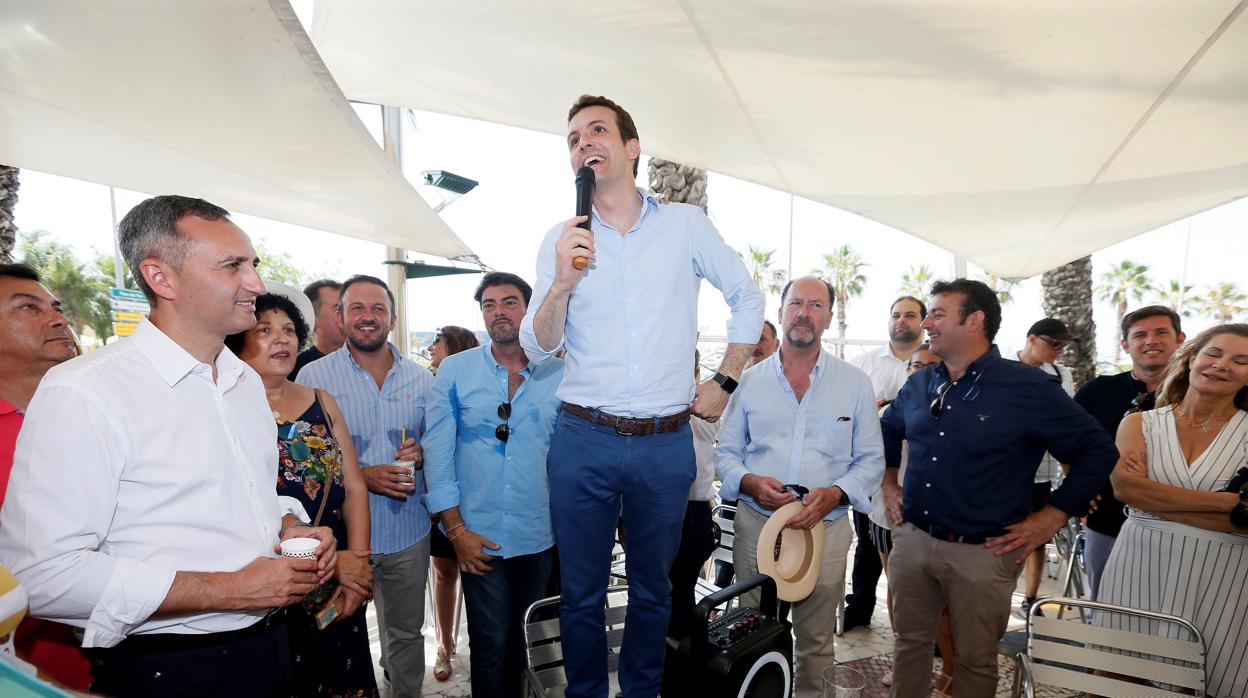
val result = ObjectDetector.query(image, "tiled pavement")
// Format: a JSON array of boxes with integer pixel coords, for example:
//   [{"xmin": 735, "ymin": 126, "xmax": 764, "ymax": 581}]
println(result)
[{"xmin": 367, "ymin": 543, "xmax": 1077, "ymax": 697}]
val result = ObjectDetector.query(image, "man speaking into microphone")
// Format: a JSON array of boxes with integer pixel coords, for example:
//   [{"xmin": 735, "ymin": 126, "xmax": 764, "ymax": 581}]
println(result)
[{"xmin": 521, "ymin": 95, "xmax": 763, "ymax": 698}]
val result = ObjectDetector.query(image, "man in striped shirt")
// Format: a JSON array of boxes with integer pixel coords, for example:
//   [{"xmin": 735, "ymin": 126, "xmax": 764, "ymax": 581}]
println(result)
[{"xmin": 299, "ymin": 274, "xmax": 434, "ymax": 698}]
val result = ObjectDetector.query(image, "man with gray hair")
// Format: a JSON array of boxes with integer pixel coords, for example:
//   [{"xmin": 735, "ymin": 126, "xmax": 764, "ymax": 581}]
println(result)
[{"xmin": 0, "ymin": 195, "xmax": 336, "ymax": 697}]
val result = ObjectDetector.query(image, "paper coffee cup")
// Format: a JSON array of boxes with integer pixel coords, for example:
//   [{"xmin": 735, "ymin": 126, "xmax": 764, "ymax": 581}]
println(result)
[
  {"xmin": 394, "ymin": 459, "xmax": 416, "ymax": 478},
  {"xmin": 280, "ymin": 537, "xmax": 318, "ymax": 559}
]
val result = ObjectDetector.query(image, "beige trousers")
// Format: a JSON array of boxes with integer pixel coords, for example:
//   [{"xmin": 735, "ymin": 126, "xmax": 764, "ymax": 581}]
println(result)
[
  {"xmin": 734, "ymin": 504, "xmax": 853, "ymax": 698},
  {"xmin": 887, "ymin": 522, "xmax": 1021, "ymax": 698}
]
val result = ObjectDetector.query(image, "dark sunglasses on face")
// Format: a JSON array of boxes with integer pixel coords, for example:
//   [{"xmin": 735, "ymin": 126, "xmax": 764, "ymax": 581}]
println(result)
[
  {"xmin": 495, "ymin": 402, "xmax": 512, "ymax": 443},
  {"xmin": 1038, "ymin": 335, "xmax": 1072, "ymax": 351}
]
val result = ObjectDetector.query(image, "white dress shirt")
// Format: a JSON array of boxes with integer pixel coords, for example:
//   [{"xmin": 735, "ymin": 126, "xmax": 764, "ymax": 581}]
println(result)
[
  {"xmin": 520, "ymin": 189, "xmax": 764, "ymax": 416},
  {"xmin": 849, "ymin": 343, "xmax": 910, "ymax": 403},
  {"xmin": 715, "ymin": 350, "xmax": 885, "ymax": 521},
  {"xmin": 0, "ymin": 319, "xmax": 305, "ymax": 647},
  {"xmin": 1011, "ymin": 352, "xmax": 1076, "ymax": 483}
]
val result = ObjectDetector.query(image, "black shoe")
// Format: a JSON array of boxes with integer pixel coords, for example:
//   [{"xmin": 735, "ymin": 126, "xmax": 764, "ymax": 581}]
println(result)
[{"xmin": 841, "ymin": 610, "xmax": 873, "ymax": 631}]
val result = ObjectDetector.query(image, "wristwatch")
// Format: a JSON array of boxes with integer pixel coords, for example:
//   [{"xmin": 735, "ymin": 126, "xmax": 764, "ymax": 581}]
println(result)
[
  {"xmin": 711, "ymin": 372, "xmax": 739, "ymax": 395},
  {"xmin": 1231, "ymin": 486, "xmax": 1248, "ymax": 529}
]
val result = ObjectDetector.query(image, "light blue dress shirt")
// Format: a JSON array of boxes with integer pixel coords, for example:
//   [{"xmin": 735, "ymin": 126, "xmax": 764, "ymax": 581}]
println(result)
[
  {"xmin": 519, "ymin": 188, "xmax": 764, "ymax": 417},
  {"xmin": 297, "ymin": 343, "xmax": 434, "ymax": 555},
  {"xmin": 424, "ymin": 347, "xmax": 564, "ymax": 558},
  {"xmin": 715, "ymin": 349, "xmax": 885, "ymax": 521}
]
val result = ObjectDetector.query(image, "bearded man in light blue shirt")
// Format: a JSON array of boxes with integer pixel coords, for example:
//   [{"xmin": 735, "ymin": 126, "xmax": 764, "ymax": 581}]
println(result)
[
  {"xmin": 519, "ymin": 95, "xmax": 764, "ymax": 698},
  {"xmin": 715, "ymin": 276, "xmax": 885, "ymax": 698}
]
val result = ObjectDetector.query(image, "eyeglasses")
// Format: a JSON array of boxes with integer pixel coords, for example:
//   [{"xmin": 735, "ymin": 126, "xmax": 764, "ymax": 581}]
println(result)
[
  {"xmin": 929, "ymin": 381, "xmax": 953, "ymax": 419},
  {"xmin": 495, "ymin": 402, "xmax": 512, "ymax": 443},
  {"xmin": 1123, "ymin": 391, "xmax": 1155, "ymax": 418},
  {"xmin": 1038, "ymin": 335, "xmax": 1072, "ymax": 352},
  {"xmin": 908, "ymin": 360, "xmax": 938, "ymax": 374},
  {"xmin": 929, "ymin": 369, "xmax": 985, "ymax": 420}
]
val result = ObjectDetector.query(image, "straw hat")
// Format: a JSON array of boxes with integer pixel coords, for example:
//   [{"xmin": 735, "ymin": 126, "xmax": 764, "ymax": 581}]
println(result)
[{"xmin": 756, "ymin": 501, "xmax": 824, "ymax": 602}]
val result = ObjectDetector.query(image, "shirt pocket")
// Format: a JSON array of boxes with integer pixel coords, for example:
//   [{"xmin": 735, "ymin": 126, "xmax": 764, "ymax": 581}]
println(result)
[{"xmin": 816, "ymin": 418, "xmax": 853, "ymax": 460}]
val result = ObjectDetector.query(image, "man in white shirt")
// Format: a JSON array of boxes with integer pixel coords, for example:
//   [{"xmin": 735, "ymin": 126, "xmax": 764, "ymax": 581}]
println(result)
[
  {"xmin": 0, "ymin": 195, "xmax": 335, "ymax": 697},
  {"xmin": 1013, "ymin": 317, "xmax": 1078, "ymax": 617},
  {"xmin": 843, "ymin": 295, "xmax": 926, "ymax": 630},
  {"xmin": 716, "ymin": 277, "xmax": 884, "ymax": 698}
]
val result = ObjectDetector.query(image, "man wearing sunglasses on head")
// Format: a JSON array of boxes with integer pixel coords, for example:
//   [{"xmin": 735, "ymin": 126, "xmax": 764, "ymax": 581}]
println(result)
[
  {"xmin": 424, "ymin": 272, "xmax": 564, "ymax": 698},
  {"xmin": 1073, "ymin": 305, "xmax": 1184, "ymax": 600},
  {"xmin": 880, "ymin": 279, "xmax": 1117, "ymax": 698},
  {"xmin": 1011, "ymin": 318, "xmax": 1079, "ymax": 618}
]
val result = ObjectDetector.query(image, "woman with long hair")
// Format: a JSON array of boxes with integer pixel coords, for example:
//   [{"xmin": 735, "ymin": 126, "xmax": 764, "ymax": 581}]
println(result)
[
  {"xmin": 1100, "ymin": 324, "xmax": 1248, "ymax": 697},
  {"xmin": 226, "ymin": 293, "xmax": 376, "ymax": 697},
  {"xmin": 426, "ymin": 325, "xmax": 479, "ymax": 682}
]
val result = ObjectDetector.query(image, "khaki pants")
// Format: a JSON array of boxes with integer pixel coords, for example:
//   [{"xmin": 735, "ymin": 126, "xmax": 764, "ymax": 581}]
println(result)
[
  {"xmin": 888, "ymin": 523, "xmax": 1021, "ymax": 698},
  {"xmin": 734, "ymin": 504, "xmax": 852, "ymax": 698}
]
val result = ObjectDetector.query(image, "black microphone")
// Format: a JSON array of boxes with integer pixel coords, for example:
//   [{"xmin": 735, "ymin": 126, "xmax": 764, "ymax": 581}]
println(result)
[{"xmin": 573, "ymin": 165, "xmax": 595, "ymax": 270}]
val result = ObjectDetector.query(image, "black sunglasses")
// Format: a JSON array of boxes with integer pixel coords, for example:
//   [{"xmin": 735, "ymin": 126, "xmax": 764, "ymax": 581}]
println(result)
[
  {"xmin": 495, "ymin": 402, "xmax": 512, "ymax": 443},
  {"xmin": 1123, "ymin": 391, "xmax": 1156, "ymax": 418},
  {"xmin": 929, "ymin": 369, "xmax": 986, "ymax": 420},
  {"xmin": 929, "ymin": 381, "xmax": 953, "ymax": 419}
]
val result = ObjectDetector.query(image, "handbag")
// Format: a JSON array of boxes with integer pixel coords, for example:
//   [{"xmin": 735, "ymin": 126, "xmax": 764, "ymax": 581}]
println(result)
[{"xmin": 294, "ymin": 389, "xmax": 343, "ymax": 628}]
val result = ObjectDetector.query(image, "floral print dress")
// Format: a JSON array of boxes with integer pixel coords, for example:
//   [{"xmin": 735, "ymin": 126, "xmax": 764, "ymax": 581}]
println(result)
[{"xmin": 277, "ymin": 394, "xmax": 377, "ymax": 698}]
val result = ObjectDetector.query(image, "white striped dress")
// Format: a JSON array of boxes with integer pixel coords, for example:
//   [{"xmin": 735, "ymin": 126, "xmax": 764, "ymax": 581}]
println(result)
[{"xmin": 1097, "ymin": 406, "xmax": 1248, "ymax": 697}]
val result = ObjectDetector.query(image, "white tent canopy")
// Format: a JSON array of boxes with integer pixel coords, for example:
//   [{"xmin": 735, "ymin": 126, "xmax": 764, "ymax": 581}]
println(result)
[
  {"xmin": 0, "ymin": 0, "xmax": 474, "ymax": 260},
  {"xmin": 309, "ymin": 0, "xmax": 1248, "ymax": 279}
]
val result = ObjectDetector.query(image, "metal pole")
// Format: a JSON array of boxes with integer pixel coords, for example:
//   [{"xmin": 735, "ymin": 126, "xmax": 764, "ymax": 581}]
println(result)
[
  {"xmin": 787, "ymin": 193, "xmax": 795, "ymax": 280},
  {"xmin": 1178, "ymin": 218, "xmax": 1193, "ymax": 315},
  {"xmin": 953, "ymin": 254, "xmax": 967, "ymax": 279},
  {"xmin": 381, "ymin": 106, "xmax": 409, "ymax": 356},
  {"xmin": 109, "ymin": 186, "xmax": 124, "ymax": 288}
]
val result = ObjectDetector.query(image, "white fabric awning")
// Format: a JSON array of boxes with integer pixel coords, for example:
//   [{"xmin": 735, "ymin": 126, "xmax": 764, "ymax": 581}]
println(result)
[
  {"xmin": 309, "ymin": 0, "xmax": 1248, "ymax": 278},
  {"xmin": 0, "ymin": 0, "xmax": 474, "ymax": 260}
]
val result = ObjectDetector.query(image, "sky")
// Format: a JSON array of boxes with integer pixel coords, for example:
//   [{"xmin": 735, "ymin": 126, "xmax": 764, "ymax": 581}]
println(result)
[{"xmin": 11, "ymin": 105, "xmax": 1246, "ymax": 367}]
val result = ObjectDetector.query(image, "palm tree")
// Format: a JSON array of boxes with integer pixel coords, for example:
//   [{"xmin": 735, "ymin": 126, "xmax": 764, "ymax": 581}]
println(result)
[
  {"xmin": 1041, "ymin": 256, "xmax": 1097, "ymax": 386},
  {"xmin": 742, "ymin": 244, "xmax": 787, "ymax": 296},
  {"xmin": 1157, "ymin": 279, "xmax": 1197, "ymax": 317},
  {"xmin": 1198, "ymin": 282, "xmax": 1248, "ymax": 323},
  {"xmin": 984, "ymin": 273, "xmax": 1021, "ymax": 306},
  {"xmin": 813, "ymin": 244, "xmax": 867, "ymax": 358},
  {"xmin": 1, "ymin": 165, "xmax": 20, "ymax": 262},
  {"xmin": 18, "ymin": 230, "xmax": 110, "ymax": 336},
  {"xmin": 898, "ymin": 264, "xmax": 933, "ymax": 297},
  {"xmin": 1097, "ymin": 260, "xmax": 1155, "ymax": 365},
  {"xmin": 648, "ymin": 158, "xmax": 707, "ymax": 212}
]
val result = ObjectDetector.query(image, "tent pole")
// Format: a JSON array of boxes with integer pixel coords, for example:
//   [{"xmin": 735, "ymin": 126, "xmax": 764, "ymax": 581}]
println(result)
[
  {"xmin": 109, "ymin": 186, "xmax": 124, "ymax": 288},
  {"xmin": 381, "ymin": 105, "xmax": 409, "ymax": 356}
]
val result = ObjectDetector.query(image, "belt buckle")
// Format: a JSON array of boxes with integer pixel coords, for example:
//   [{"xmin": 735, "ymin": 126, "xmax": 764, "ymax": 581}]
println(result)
[{"xmin": 614, "ymin": 416, "xmax": 633, "ymax": 436}]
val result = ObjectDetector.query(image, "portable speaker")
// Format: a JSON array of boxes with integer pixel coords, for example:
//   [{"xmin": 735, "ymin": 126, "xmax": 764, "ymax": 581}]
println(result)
[{"xmin": 663, "ymin": 574, "xmax": 793, "ymax": 697}]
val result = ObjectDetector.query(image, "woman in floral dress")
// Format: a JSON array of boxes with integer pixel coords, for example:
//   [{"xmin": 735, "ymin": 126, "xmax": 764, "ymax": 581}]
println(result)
[{"xmin": 227, "ymin": 293, "xmax": 376, "ymax": 697}]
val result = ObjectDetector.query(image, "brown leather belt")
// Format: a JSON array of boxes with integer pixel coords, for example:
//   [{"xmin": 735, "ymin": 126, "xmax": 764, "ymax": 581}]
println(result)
[{"xmin": 561, "ymin": 402, "xmax": 690, "ymax": 436}]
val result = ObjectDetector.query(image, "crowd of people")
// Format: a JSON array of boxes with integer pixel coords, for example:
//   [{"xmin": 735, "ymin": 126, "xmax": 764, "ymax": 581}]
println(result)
[{"xmin": 0, "ymin": 94, "xmax": 1245, "ymax": 698}]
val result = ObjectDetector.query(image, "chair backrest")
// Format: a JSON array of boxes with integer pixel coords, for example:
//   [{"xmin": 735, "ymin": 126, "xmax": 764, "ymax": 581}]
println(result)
[
  {"xmin": 523, "ymin": 586, "xmax": 629, "ymax": 695},
  {"xmin": 1019, "ymin": 596, "xmax": 1206, "ymax": 698},
  {"xmin": 707, "ymin": 504, "xmax": 736, "ymax": 574}
]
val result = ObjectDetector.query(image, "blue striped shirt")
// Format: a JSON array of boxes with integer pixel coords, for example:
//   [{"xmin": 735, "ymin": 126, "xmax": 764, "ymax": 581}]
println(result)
[
  {"xmin": 424, "ymin": 347, "xmax": 564, "ymax": 558},
  {"xmin": 297, "ymin": 343, "xmax": 434, "ymax": 554}
]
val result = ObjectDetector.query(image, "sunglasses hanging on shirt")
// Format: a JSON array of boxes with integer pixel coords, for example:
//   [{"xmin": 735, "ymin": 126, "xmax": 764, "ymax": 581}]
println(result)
[{"xmin": 495, "ymin": 402, "xmax": 512, "ymax": 443}]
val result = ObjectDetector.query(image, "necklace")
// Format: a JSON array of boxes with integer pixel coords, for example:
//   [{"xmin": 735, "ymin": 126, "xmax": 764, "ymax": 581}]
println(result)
[{"xmin": 1175, "ymin": 405, "xmax": 1221, "ymax": 433}]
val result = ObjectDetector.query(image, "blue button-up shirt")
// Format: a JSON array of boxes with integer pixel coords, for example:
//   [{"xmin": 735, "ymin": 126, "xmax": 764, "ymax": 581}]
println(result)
[
  {"xmin": 424, "ymin": 347, "xmax": 564, "ymax": 558},
  {"xmin": 297, "ymin": 344, "xmax": 434, "ymax": 555},
  {"xmin": 520, "ymin": 188, "xmax": 764, "ymax": 417},
  {"xmin": 880, "ymin": 346, "xmax": 1118, "ymax": 536},
  {"xmin": 716, "ymin": 349, "xmax": 885, "ymax": 521}
]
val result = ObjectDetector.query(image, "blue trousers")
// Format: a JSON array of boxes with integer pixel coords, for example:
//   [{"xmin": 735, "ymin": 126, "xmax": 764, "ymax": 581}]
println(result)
[
  {"xmin": 460, "ymin": 547, "xmax": 555, "ymax": 698},
  {"xmin": 547, "ymin": 411, "xmax": 695, "ymax": 698}
]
